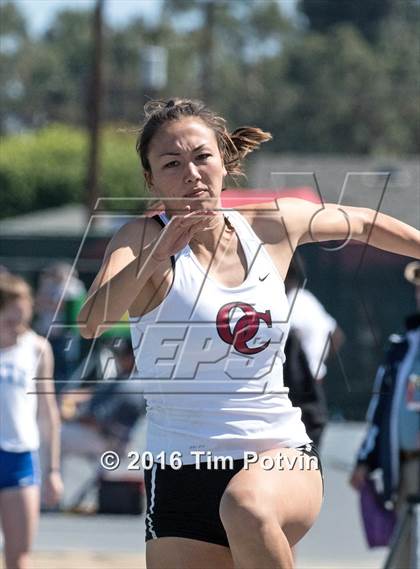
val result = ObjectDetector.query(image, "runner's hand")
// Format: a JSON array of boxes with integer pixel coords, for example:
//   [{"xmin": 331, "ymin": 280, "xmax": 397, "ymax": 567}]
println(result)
[
  {"xmin": 349, "ymin": 464, "xmax": 369, "ymax": 491},
  {"xmin": 150, "ymin": 206, "xmax": 217, "ymax": 262},
  {"xmin": 43, "ymin": 471, "xmax": 64, "ymax": 507}
]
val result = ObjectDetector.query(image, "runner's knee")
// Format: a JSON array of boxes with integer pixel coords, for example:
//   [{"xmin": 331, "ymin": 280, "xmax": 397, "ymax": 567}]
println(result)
[{"xmin": 219, "ymin": 486, "xmax": 277, "ymax": 536}]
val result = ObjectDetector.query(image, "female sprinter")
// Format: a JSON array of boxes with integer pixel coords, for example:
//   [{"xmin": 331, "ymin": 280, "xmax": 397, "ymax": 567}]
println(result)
[
  {"xmin": 0, "ymin": 273, "xmax": 63, "ymax": 569},
  {"xmin": 78, "ymin": 98, "xmax": 420, "ymax": 569}
]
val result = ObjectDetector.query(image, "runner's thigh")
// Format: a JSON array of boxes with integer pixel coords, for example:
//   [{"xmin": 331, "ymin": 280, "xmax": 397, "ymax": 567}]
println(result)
[
  {"xmin": 221, "ymin": 447, "xmax": 323, "ymax": 546},
  {"xmin": 146, "ymin": 537, "xmax": 234, "ymax": 569}
]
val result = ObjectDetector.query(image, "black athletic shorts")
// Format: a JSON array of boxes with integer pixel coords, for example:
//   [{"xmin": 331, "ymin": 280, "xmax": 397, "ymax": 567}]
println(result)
[{"xmin": 144, "ymin": 444, "xmax": 324, "ymax": 547}]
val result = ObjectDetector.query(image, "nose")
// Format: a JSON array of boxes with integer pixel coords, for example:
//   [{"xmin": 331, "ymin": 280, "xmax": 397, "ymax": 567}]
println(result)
[{"xmin": 184, "ymin": 161, "xmax": 201, "ymax": 183}]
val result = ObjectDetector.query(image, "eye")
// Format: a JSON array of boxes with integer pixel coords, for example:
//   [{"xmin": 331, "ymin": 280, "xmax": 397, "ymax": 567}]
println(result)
[
  {"xmin": 197, "ymin": 153, "xmax": 212, "ymax": 161},
  {"xmin": 163, "ymin": 160, "xmax": 180, "ymax": 169}
]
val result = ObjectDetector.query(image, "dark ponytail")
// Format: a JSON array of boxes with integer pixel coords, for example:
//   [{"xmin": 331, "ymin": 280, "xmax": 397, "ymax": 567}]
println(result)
[{"xmin": 225, "ymin": 127, "xmax": 272, "ymax": 177}]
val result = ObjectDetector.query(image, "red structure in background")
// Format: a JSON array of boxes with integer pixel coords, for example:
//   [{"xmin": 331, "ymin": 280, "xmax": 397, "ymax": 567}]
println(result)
[
  {"xmin": 145, "ymin": 187, "xmax": 321, "ymax": 217},
  {"xmin": 220, "ymin": 186, "xmax": 320, "ymax": 207}
]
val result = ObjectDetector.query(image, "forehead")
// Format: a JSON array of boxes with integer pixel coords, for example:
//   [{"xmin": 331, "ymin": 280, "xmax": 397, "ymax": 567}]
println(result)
[{"xmin": 149, "ymin": 117, "xmax": 219, "ymax": 155}]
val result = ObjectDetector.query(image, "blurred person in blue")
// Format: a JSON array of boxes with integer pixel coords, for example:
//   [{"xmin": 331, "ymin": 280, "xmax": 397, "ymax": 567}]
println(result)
[
  {"xmin": 77, "ymin": 98, "xmax": 419, "ymax": 569},
  {"xmin": 34, "ymin": 262, "xmax": 86, "ymax": 393},
  {"xmin": 0, "ymin": 272, "xmax": 63, "ymax": 569},
  {"xmin": 284, "ymin": 259, "xmax": 344, "ymax": 448},
  {"xmin": 350, "ymin": 261, "xmax": 420, "ymax": 567}
]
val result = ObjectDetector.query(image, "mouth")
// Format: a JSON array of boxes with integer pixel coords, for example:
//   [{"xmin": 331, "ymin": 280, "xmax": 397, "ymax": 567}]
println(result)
[{"xmin": 185, "ymin": 188, "xmax": 208, "ymax": 198}]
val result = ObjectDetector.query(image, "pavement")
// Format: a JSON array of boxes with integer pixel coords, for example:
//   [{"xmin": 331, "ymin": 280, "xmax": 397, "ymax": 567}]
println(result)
[{"xmin": 1, "ymin": 422, "xmax": 389, "ymax": 569}]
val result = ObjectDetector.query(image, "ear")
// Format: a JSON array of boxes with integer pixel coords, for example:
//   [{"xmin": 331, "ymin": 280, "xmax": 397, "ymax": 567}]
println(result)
[{"xmin": 222, "ymin": 164, "xmax": 227, "ymax": 177}]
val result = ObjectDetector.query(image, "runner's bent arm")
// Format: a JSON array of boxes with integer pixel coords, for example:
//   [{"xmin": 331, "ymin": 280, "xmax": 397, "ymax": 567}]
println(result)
[
  {"xmin": 77, "ymin": 209, "xmax": 216, "ymax": 339},
  {"xmin": 77, "ymin": 219, "xmax": 166, "ymax": 339},
  {"xmin": 276, "ymin": 198, "xmax": 420, "ymax": 258}
]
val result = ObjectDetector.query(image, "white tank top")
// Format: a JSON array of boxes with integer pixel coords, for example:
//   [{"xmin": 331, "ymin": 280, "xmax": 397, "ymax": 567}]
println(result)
[
  {"xmin": 0, "ymin": 330, "xmax": 40, "ymax": 452},
  {"xmin": 130, "ymin": 210, "xmax": 310, "ymax": 463}
]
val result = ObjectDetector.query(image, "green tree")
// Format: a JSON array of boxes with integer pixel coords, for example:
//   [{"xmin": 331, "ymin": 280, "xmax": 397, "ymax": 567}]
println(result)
[
  {"xmin": 0, "ymin": 1, "xmax": 30, "ymax": 132},
  {"xmin": 34, "ymin": 10, "xmax": 94, "ymax": 125},
  {"xmin": 299, "ymin": 0, "xmax": 393, "ymax": 42},
  {"xmin": 271, "ymin": 25, "xmax": 415, "ymax": 154},
  {"xmin": 373, "ymin": 2, "xmax": 420, "ymax": 153},
  {"xmin": 0, "ymin": 124, "xmax": 147, "ymax": 219},
  {"xmin": 161, "ymin": 0, "xmax": 289, "ymax": 106},
  {"xmin": 1, "ymin": 0, "xmax": 418, "ymax": 157},
  {"xmin": 105, "ymin": 17, "xmax": 178, "ymax": 123}
]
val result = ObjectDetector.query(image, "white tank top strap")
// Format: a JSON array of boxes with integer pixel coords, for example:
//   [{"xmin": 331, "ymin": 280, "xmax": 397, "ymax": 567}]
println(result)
[
  {"xmin": 224, "ymin": 209, "xmax": 285, "ymax": 287},
  {"xmin": 159, "ymin": 209, "xmax": 283, "ymax": 284}
]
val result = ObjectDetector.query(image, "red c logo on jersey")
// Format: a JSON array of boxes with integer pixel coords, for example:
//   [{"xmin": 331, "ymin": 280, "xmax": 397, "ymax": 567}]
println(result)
[{"xmin": 216, "ymin": 302, "xmax": 272, "ymax": 355}]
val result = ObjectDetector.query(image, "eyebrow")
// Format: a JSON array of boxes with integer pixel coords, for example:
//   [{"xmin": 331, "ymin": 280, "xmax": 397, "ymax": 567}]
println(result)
[{"xmin": 159, "ymin": 144, "xmax": 208, "ymax": 158}]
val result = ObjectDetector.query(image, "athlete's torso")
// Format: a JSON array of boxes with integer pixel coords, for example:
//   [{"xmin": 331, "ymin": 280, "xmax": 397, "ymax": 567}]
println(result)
[
  {"xmin": 129, "ymin": 206, "xmax": 293, "ymax": 318},
  {"xmin": 129, "ymin": 210, "xmax": 310, "ymax": 462},
  {"xmin": 0, "ymin": 330, "xmax": 40, "ymax": 452}
]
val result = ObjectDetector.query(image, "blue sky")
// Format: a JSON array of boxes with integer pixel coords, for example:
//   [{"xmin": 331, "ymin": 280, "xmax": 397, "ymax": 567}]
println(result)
[
  {"xmin": 13, "ymin": 0, "xmax": 298, "ymax": 36},
  {"xmin": 14, "ymin": 0, "xmax": 163, "ymax": 35}
]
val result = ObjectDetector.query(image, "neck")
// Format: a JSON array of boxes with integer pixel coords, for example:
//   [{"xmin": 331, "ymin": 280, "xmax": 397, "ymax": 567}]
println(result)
[
  {"xmin": 190, "ymin": 213, "xmax": 236, "ymax": 253},
  {"xmin": 0, "ymin": 329, "xmax": 20, "ymax": 349}
]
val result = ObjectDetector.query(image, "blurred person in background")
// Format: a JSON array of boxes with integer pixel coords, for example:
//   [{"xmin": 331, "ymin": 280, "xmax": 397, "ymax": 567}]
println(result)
[
  {"xmin": 349, "ymin": 261, "xmax": 420, "ymax": 567},
  {"xmin": 0, "ymin": 273, "xmax": 62, "ymax": 569},
  {"xmin": 284, "ymin": 258, "xmax": 344, "ymax": 448},
  {"xmin": 34, "ymin": 262, "xmax": 86, "ymax": 393},
  {"xmin": 60, "ymin": 339, "xmax": 146, "ymax": 469}
]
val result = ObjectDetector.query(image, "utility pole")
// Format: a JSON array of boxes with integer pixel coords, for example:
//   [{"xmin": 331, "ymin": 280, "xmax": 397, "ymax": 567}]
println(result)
[
  {"xmin": 201, "ymin": 0, "xmax": 215, "ymax": 104},
  {"xmin": 86, "ymin": 0, "xmax": 104, "ymax": 226}
]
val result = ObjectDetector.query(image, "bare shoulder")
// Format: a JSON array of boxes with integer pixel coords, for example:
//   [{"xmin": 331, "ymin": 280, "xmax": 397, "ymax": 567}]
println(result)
[
  {"xmin": 236, "ymin": 198, "xmax": 311, "ymax": 242},
  {"xmin": 31, "ymin": 332, "xmax": 54, "ymax": 370},
  {"xmin": 274, "ymin": 197, "xmax": 321, "ymax": 216},
  {"xmin": 236, "ymin": 197, "xmax": 315, "ymax": 218},
  {"xmin": 239, "ymin": 197, "xmax": 324, "ymax": 238},
  {"xmin": 104, "ymin": 215, "xmax": 163, "ymax": 259},
  {"xmin": 29, "ymin": 333, "xmax": 55, "ymax": 391},
  {"xmin": 32, "ymin": 332, "xmax": 52, "ymax": 354}
]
